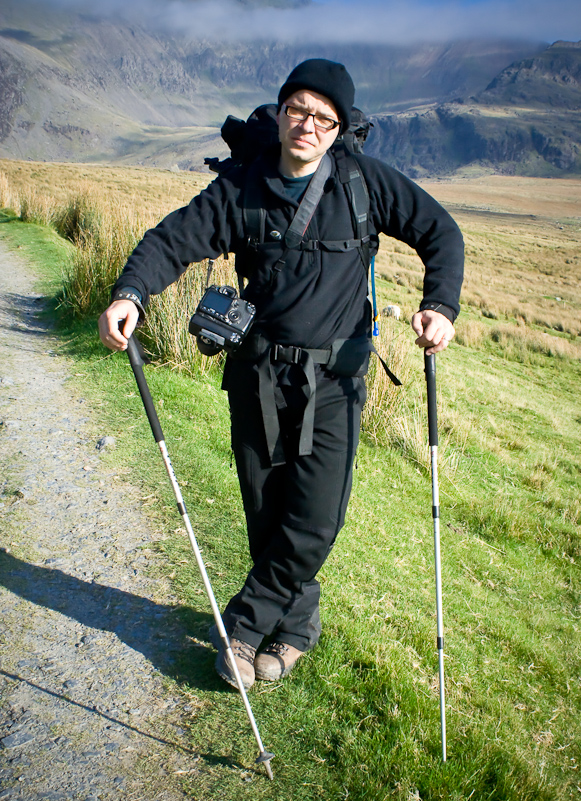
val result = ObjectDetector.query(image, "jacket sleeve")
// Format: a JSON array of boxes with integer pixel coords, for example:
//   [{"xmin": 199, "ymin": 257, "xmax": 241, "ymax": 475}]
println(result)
[
  {"xmin": 357, "ymin": 155, "xmax": 464, "ymax": 321},
  {"xmin": 111, "ymin": 171, "xmax": 245, "ymax": 307}
]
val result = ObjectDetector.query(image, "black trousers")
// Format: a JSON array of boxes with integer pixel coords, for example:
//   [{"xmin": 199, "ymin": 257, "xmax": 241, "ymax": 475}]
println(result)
[{"xmin": 222, "ymin": 358, "xmax": 366, "ymax": 652}]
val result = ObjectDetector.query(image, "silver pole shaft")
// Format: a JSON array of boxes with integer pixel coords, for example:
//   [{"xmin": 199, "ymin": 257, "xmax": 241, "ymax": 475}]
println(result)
[
  {"xmin": 125, "ymin": 338, "xmax": 274, "ymax": 778},
  {"xmin": 158, "ymin": 440, "xmax": 274, "ymax": 780},
  {"xmin": 430, "ymin": 444, "xmax": 447, "ymax": 762}
]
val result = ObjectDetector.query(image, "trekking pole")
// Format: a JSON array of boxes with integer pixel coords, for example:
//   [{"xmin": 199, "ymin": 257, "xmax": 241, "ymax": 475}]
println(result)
[
  {"xmin": 125, "ymin": 335, "xmax": 274, "ymax": 780},
  {"xmin": 424, "ymin": 351, "xmax": 447, "ymax": 762}
]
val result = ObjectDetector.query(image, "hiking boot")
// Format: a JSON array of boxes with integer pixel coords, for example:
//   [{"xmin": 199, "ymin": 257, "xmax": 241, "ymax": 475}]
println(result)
[
  {"xmin": 208, "ymin": 625, "xmax": 256, "ymax": 690},
  {"xmin": 254, "ymin": 642, "xmax": 305, "ymax": 681}
]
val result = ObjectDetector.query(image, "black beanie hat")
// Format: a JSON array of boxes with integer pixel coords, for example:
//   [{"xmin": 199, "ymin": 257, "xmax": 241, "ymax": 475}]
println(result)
[{"xmin": 277, "ymin": 58, "xmax": 355, "ymax": 131}]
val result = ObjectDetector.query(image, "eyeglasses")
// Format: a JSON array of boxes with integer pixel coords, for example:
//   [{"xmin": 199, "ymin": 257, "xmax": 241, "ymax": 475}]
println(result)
[{"xmin": 284, "ymin": 105, "xmax": 340, "ymax": 132}]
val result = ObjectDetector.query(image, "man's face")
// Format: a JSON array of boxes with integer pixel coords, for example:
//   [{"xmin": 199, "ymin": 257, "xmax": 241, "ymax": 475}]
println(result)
[{"xmin": 277, "ymin": 90, "xmax": 341, "ymax": 176}]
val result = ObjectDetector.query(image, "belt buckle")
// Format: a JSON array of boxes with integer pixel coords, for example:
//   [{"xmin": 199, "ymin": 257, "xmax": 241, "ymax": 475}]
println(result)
[
  {"xmin": 272, "ymin": 344, "xmax": 301, "ymax": 364},
  {"xmin": 289, "ymin": 346, "xmax": 301, "ymax": 364}
]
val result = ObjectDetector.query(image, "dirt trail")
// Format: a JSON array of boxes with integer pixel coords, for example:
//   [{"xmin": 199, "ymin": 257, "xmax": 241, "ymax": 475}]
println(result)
[{"xmin": 0, "ymin": 242, "xmax": 197, "ymax": 800}]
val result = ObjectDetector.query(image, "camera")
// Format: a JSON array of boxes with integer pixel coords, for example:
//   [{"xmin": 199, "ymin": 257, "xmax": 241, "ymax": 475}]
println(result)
[{"xmin": 189, "ymin": 285, "xmax": 256, "ymax": 356}]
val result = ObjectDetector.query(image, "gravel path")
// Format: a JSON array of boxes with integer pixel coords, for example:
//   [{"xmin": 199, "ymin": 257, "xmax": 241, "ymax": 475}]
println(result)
[{"xmin": 0, "ymin": 243, "xmax": 199, "ymax": 800}]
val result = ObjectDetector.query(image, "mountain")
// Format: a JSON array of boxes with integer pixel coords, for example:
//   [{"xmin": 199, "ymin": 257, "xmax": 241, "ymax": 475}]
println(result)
[
  {"xmin": 0, "ymin": 0, "xmax": 547, "ymax": 171},
  {"xmin": 366, "ymin": 41, "xmax": 581, "ymax": 177}
]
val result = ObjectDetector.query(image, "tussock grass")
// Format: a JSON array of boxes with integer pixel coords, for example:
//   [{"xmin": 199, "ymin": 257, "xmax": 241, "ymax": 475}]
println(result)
[
  {"xmin": 454, "ymin": 317, "xmax": 488, "ymax": 347},
  {"xmin": 0, "ymin": 170, "xmax": 17, "ymax": 213},
  {"xmin": 59, "ymin": 198, "xmax": 149, "ymax": 316},
  {"xmin": 490, "ymin": 323, "xmax": 581, "ymax": 361},
  {"xmin": 454, "ymin": 317, "xmax": 581, "ymax": 364},
  {"xmin": 362, "ymin": 319, "xmax": 413, "ymax": 443},
  {"xmin": 142, "ymin": 256, "xmax": 236, "ymax": 376},
  {"xmin": 362, "ymin": 321, "xmax": 463, "ymax": 475}
]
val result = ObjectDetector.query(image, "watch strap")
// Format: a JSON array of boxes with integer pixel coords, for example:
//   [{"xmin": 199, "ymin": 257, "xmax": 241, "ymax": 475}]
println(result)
[{"xmin": 112, "ymin": 289, "xmax": 146, "ymax": 323}]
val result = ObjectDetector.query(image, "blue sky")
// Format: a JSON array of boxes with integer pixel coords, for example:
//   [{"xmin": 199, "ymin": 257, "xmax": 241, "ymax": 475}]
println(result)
[{"xmin": 38, "ymin": 0, "xmax": 581, "ymax": 44}]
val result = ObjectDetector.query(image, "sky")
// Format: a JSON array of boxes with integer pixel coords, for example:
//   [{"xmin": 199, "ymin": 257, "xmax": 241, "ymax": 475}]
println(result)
[{"xmin": 28, "ymin": 0, "xmax": 581, "ymax": 45}]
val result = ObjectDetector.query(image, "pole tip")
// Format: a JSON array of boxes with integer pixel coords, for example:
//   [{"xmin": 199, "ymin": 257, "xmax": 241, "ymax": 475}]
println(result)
[{"xmin": 256, "ymin": 751, "xmax": 275, "ymax": 780}]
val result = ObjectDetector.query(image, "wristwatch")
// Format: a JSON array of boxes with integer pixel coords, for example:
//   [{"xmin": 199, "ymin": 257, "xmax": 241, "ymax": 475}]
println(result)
[
  {"xmin": 420, "ymin": 302, "xmax": 455, "ymax": 323},
  {"xmin": 112, "ymin": 289, "xmax": 146, "ymax": 324}
]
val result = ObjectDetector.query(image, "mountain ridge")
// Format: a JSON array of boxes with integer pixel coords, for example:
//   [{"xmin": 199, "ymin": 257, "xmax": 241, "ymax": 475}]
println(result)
[
  {"xmin": 366, "ymin": 40, "xmax": 581, "ymax": 177},
  {"xmin": 0, "ymin": 1, "xmax": 574, "ymax": 176}
]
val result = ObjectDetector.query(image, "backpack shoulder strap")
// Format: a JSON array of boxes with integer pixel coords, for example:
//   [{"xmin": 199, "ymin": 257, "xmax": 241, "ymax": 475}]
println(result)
[
  {"xmin": 284, "ymin": 153, "xmax": 332, "ymax": 250},
  {"xmin": 334, "ymin": 145, "xmax": 372, "ymax": 271},
  {"xmin": 242, "ymin": 160, "xmax": 266, "ymax": 247}
]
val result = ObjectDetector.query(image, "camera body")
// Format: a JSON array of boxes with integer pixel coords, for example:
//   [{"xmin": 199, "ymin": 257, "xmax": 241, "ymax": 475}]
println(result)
[{"xmin": 189, "ymin": 285, "xmax": 255, "ymax": 356}]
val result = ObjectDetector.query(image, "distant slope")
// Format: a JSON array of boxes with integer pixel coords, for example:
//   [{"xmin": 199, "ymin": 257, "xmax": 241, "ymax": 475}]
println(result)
[
  {"xmin": 0, "ymin": 10, "xmax": 235, "ymax": 168},
  {"xmin": 0, "ymin": 0, "xmax": 546, "ymax": 170},
  {"xmin": 478, "ymin": 40, "xmax": 581, "ymax": 109},
  {"xmin": 366, "ymin": 41, "xmax": 581, "ymax": 177}
]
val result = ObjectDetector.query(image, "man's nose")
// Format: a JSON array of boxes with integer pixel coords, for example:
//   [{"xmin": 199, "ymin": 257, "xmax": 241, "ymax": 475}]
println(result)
[{"xmin": 297, "ymin": 114, "xmax": 315, "ymax": 133}]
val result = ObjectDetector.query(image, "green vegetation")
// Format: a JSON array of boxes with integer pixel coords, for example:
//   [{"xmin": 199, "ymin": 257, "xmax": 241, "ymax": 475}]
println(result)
[{"xmin": 1, "ymin": 164, "xmax": 580, "ymax": 800}]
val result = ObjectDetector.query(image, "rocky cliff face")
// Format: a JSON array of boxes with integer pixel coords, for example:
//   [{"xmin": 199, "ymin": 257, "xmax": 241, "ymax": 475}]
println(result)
[
  {"xmin": 478, "ymin": 40, "xmax": 581, "ymax": 109},
  {"xmin": 0, "ymin": 46, "xmax": 25, "ymax": 141},
  {"xmin": 366, "ymin": 41, "xmax": 581, "ymax": 177}
]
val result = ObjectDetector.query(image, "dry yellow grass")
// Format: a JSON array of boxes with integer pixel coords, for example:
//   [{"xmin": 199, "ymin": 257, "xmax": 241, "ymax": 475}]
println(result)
[
  {"xmin": 418, "ymin": 174, "xmax": 581, "ymax": 219},
  {"xmin": 0, "ymin": 158, "xmax": 213, "ymax": 219},
  {"xmin": 375, "ymin": 176, "xmax": 581, "ymax": 337}
]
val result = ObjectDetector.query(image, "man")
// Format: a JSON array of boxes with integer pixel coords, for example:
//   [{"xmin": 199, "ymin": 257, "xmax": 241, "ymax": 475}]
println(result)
[{"xmin": 99, "ymin": 59, "xmax": 463, "ymax": 690}]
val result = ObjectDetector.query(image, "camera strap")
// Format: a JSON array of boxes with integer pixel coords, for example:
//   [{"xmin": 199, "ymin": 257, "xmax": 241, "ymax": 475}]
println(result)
[
  {"xmin": 204, "ymin": 259, "xmax": 215, "ymax": 288},
  {"xmin": 204, "ymin": 256, "xmax": 246, "ymax": 297}
]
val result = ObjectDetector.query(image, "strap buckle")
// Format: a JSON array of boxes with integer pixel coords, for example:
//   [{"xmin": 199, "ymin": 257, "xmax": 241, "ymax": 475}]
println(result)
[{"xmin": 272, "ymin": 344, "xmax": 301, "ymax": 364}]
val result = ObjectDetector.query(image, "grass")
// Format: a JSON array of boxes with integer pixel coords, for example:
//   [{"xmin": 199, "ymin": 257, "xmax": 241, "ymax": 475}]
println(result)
[
  {"xmin": 375, "ymin": 174, "xmax": 581, "ymax": 338},
  {"xmin": 1, "ymin": 162, "xmax": 580, "ymax": 799}
]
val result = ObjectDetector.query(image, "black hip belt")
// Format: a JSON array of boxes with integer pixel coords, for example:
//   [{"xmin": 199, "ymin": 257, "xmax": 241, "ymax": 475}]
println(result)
[{"xmin": 235, "ymin": 333, "xmax": 331, "ymax": 366}]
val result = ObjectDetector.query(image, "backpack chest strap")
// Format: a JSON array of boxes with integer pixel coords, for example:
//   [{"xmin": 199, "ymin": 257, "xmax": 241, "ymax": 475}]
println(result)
[{"xmin": 297, "ymin": 235, "xmax": 375, "ymax": 252}]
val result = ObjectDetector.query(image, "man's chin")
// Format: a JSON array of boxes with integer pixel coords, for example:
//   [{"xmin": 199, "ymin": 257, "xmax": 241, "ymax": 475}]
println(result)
[{"xmin": 288, "ymin": 147, "xmax": 317, "ymax": 164}]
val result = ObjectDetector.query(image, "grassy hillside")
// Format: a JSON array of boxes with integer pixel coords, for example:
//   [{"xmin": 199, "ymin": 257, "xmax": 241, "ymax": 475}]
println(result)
[{"xmin": 0, "ymin": 161, "xmax": 580, "ymax": 799}]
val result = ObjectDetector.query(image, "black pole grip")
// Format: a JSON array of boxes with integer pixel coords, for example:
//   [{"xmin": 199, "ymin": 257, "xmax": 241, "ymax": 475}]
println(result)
[
  {"xmin": 424, "ymin": 352, "xmax": 438, "ymax": 447},
  {"xmin": 126, "ymin": 335, "xmax": 165, "ymax": 443}
]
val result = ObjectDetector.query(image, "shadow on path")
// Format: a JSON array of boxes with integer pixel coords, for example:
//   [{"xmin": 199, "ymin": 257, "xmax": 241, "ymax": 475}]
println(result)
[
  {"xmin": 0, "ymin": 291, "xmax": 53, "ymax": 338},
  {"xmin": 0, "ymin": 551, "xmax": 222, "ymax": 692},
  {"xmin": 0, "ymin": 669, "xmax": 241, "ymax": 770}
]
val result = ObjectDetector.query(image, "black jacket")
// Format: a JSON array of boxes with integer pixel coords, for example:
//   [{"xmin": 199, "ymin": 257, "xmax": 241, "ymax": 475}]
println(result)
[{"xmin": 113, "ymin": 148, "xmax": 464, "ymax": 350}]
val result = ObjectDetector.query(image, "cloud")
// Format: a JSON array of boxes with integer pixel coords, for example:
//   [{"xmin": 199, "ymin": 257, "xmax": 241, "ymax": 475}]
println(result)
[{"xmin": 33, "ymin": 0, "xmax": 581, "ymax": 44}]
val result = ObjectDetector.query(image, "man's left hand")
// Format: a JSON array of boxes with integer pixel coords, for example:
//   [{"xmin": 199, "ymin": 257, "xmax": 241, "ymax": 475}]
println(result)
[{"xmin": 411, "ymin": 309, "xmax": 455, "ymax": 355}]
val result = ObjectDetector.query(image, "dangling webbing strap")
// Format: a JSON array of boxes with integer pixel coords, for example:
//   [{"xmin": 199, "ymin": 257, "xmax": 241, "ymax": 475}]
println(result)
[
  {"xmin": 235, "ymin": 335, "xmax": 333, "ymax": 466},
  {"xmin": 257, "ymin": 345, "xmax": 322, "ymax": 466}
]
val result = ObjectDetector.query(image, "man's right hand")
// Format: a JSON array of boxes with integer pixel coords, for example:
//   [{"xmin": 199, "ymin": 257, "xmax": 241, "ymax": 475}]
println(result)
[{"xmin": 98, "ymin": 300, "xmax": 140, "ymax": 351}]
